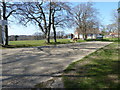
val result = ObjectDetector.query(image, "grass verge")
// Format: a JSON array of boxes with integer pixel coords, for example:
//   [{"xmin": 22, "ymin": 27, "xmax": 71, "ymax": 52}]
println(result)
[{"xmin": 62, "ymin": 42, "xmax": 119, "ymax": 88}]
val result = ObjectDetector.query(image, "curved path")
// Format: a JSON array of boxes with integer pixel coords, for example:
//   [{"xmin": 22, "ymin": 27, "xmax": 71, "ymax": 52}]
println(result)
[{"xmin": 1, "ymin": 41, "xmax": 112, "ymax": 88}]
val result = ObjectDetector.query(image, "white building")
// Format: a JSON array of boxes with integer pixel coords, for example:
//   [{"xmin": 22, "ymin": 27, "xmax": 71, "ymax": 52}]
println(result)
[{"xmin": 74, "ymin": 28, "xmax": 102, "ymax": 39}]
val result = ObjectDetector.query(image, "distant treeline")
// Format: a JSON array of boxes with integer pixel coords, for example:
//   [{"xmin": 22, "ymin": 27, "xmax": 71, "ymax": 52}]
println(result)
[{"xmin": 9, "ymin": 31, "xmax": 68, "ymax": 41}]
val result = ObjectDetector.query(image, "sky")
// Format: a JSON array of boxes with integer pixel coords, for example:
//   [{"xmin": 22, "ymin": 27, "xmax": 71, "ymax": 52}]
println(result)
[{"xmin": 8, "ymin": 2, "xmax": 118, "ymax": 36}]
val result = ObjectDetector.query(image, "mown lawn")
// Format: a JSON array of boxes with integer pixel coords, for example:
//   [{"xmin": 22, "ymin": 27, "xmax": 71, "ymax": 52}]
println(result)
[
  {"xmin": 86, "ymin": 37, "xmax": 119, "ymax": 42},
  {"xmin": 63, "ymin": 42, "xmax": 119, "ymax": 88},
  {"xmin": 1, "ymin": 39, "xmax": 85, "ymax": 48},
  {"xmin": 1, "ymin": 38, "xmax": 118, "ymax": 48}
]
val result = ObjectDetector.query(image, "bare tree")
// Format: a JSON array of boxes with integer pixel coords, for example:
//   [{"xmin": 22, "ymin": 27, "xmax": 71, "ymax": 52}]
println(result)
[
  {"xmin": 15, "ymin": 1, "xmax": 53, "ymax": 43},
  {"xmin": 112, "ymin": 9, "xmax": 118, "ymax": 24},
  {"xmin": 56, "ymin": 31, "xmax": 65, "ymax": 38},
  {"xmin": 100, "ymin": 10, "xmax": 118, "ymax": 38},
  {"xmin": 51, "ymin": 2, "xmax": 71, "ymax": 42},
  {"xmin": 107, "ymin": 23, "xmax": 118, "ymax": 33},
  {"xmin": 71, "ymin": 2, "xmax": 99, "ymax": 40},
  {"xmin": 33, "ymin": 32, "xmax": 44, "ymax": 40},
  {"xmin": 100, "ymin": 25, "xmax": 108, "ymax": 36},
  {"xmin": 0, "ymin": 0, "xmax": 19, "ymax": 45},
  {"xmin": 16, "ymin": 1, "xmax": 71, "ymax": 43},
  {"xmin": 110, "ymin": 9, "xmax": 118, "ymax": 33},
  {"xmin": 75, "ymin": 20, "xmax": 99, "ymax": 39}
]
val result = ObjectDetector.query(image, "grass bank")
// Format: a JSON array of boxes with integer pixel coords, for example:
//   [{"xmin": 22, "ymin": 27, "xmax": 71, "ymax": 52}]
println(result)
[{"xmin": 63, "ymin": 42, "xmax": 119, "ymax": 88}]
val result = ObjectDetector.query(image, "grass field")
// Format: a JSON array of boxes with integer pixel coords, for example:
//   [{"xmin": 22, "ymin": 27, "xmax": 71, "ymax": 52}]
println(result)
[
  {"xmin": 86, "ymin": 37, "xmax": 119, "ymax": 42},
  {"xmin": 62, "ymin": 42, "xmax": 119, "ymax": 88},
  {"xmin": 1, "ymin": 38, "xmax": 119, "ymax": 48},
  {"xmin": 1, "ymin": 39, "xmax": 85, "ymax": 48}
]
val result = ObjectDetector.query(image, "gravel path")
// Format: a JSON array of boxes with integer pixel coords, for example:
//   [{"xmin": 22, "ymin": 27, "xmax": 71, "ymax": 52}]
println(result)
[{"xmin": 1, "ymin": 41, "xmax": 112, "ymax": 88}]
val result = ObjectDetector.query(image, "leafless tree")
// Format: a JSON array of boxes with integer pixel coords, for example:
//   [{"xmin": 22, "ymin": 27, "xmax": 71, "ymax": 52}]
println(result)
[
  {"xmin": 51, "ymin": 2, "xmax": 71, "ymax": 42},
  {"xmin": 33, "ymin": 32, "xmax": 44, "ymax": 40},
  {"xmin": 16, "ymin": 1, "xmax": 71, "ymax": 43},
  {"xmin": 71, "ymin": 2, "xmax": 99, "ymax": 40},
  {"xmin": 107, "ymin": 23, "xmax": 118, "ymax": 33},
  {"xmin": 112, "ymin": 9, "xmax": 118, "ymax": 24},
  {"xmin": 15, "ymin": 1, "xmax": 53, "ymax": 43},
  {"xmin": 100, "ymin": 25, "xmax": 108, "ymax": 36},
  {"xmin": 56, "ymin": 31, "xmax": 65, "ymax": 38},
  {"xmin": 110, "ymin": 9, "xmax": 118, "ymax": 33},
  {"xmin": 0, "ymin": 0, "xmax": 20, "ymax": 45}
]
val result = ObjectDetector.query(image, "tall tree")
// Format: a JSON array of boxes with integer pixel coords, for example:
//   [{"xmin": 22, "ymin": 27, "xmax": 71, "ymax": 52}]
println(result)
[
  {"xmin": 110, "ymin": 9, "xmax": 118, "ymax": 33},
  {"xmin": 16, "ymin": 1, "xmax": 71, "ymax": 43},
  {"xmin": 100, "ymin": 25, "xmax": 108, "ymax": 36},
  {"xmin": 107, "ymin": 23, "xmax": 118, "ymax": 33},
  {"xmin": 15, "ymin": 1, "xmax": 54, "ymax": 43},
  {"xmin": 51, "ymin": 2, "xmax": 71, "ymax": 42},
  {"xmin": 71, "ymin": 2, "xmax": 99, "ymax": 40},
  {"xmin": 0, "ymin": 0, "xmax": 19, "ymax": 45}
]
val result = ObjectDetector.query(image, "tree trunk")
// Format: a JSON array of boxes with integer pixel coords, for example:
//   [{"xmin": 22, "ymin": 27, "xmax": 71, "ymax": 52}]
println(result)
[
  {"xmin": 46, "ymin": 1, "xmax": 52, "ymax": 43},
  {"xmin": 78, "ymin": 33, "xmax": 80, "ymax": 39},
  {"xmin": 2, "ymin": 1, "xmax": 8, "ymax": 45},
  {"xmin": 46, "ymin": 35, "xmax": 50, "ymax": 43},
  {"xmin": 5, "ymin": 25, "xmax": 8, "ymax": 45},
  {"xmin": 84, "ymin": 34, "xmax": 87, "ymax": 40},
  {"xmin": 52, "ymin": 10, "xmax": 57, "ymax": 43},
  {"xmin": 45, "ymin": 32, "xmax": 50, "ymax": 43},
  {"xmin": 53, "ymin": 26, "xmax": 57, "ymax": 43}
]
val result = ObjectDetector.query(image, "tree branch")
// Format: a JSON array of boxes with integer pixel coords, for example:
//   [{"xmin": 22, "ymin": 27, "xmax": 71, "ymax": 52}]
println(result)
[{"xmin": 6, "ymin": 10, "xmax": 16, "ymax": 18}]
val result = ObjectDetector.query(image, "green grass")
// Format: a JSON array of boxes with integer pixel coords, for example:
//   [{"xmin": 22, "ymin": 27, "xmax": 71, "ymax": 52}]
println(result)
[
  {"xmin": 86, "ymin": 37, "xmax": 119, "ymax": 42},
  {"xmin": 1, "ymin": 38, "xmax": 119, "ymax": 48},
  {"xmin": 1, "ymin": 39, "xmax": 85, "ymax": 48},
  {"xmin": 9, "ymin": 40, "xmax": 47, "ymax": 47},
  {"xmin": 63, "ymin": 42, "xmax": 119, "ymax": 89}
]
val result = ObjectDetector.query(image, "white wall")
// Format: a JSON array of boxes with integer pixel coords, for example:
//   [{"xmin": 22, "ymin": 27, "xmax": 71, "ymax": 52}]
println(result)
[
  {"xmin": 74, "ymin": 34, "xmax": 83, "ymax": 39},
  {"xmin": 75, "ymin": 34, "xmax": 97, "ymax": 39},
  {"xmin": 87, "ymin": 34, "xmax": 96, "ymax": 39}
]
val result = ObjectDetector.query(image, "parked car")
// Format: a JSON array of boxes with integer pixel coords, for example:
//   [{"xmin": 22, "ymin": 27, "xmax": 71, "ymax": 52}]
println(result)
[{"xmin": 96, "ymin": 34, "xmax": 103, "ymax": 39}]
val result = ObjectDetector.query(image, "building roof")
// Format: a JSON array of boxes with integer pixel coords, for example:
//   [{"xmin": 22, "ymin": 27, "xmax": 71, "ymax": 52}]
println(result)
[{"xmin": 109, "ymin": 32, "xmax": 118, "ymax": 35}]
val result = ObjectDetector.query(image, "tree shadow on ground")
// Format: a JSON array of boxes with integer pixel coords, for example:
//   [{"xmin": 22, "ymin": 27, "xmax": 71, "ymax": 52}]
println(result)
[
  {"xmin": 63, "ymin": 58, "xmax": 120, "ymax": 89},
  {"xmin": 63, "ymin": 43, "xmax": 119, "ymax": 89}
]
